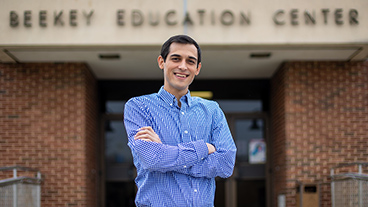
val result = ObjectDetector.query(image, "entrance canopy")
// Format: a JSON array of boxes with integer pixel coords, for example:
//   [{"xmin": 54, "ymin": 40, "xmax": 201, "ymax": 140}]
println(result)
[{"xmin": 1, "ymin": 0, "xmax": 367, "ymax": 79}]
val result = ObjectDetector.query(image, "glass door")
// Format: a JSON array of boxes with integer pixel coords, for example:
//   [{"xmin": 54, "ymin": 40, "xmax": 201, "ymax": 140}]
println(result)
[
  {"xmin": 234, "ymin": 115, "xmax": 267, "ymax": 207},
  {"xmin": 215, "ymin": 113, "xmax": 269, "ymax": 207},
  {"xmin": 102, "ymin": 110, "xmax": 136, "ymax": 207},
  {"xmin": 100, "ymin": 102, "xmax": 270, "ymax": 207}
]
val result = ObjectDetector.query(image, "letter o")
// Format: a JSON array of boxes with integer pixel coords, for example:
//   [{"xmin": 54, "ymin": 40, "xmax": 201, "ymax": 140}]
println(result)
[{"xmin": 220, "ymin": 10, "xmax": 234, "ymax": 26}]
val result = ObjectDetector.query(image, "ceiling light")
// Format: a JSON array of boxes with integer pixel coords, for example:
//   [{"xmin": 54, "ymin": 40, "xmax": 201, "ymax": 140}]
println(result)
[
  {"xmin": 99, "ymin": 54, "xmax": 120, "ymax": 60},
  {"xmin": 250, "ymin": 52, "xmax": 271, "ymax": 58},
  {"xmin": 190, "ymin": 91, "xmax": 213, "ymax": 99}
]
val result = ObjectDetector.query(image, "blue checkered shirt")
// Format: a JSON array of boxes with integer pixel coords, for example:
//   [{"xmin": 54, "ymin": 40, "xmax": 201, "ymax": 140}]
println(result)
[{"xmin": 124, "ymin": 86, "xmax": 237, "ymax": 207}]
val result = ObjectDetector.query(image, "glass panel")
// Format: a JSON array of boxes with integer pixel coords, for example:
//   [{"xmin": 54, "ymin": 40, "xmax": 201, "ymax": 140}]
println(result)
[
  {"xmin": 105, "ymin": 120, "xmax": 134, "ymax": 182},
  {"xmin": 106, "ymin": 101, "xmax": 126, "ymax": 114},
  {"xmin": 105, "ymin": 121, "xmax": 132, "ymax": 164},
  {"xmin": 235, "ymin": 119, "xmax": 264, "ymax": 163},
  {"xmin": 214, "ymin": 178, "xmax": 226, "ymax": 207},
  {"xmin": 237, "ymin": 180, "xmax": 266, "ymax": 207},
  {"xmin": 106, "ymin": 181, "xmax": 136, "ymax": 207},
  {"xmin": 217, "ymin": 100, "xmax": 262, "ymax": 113},
  {"xmin": 233, "ymin": 118, "xmax": 266, "ymax": 207}
]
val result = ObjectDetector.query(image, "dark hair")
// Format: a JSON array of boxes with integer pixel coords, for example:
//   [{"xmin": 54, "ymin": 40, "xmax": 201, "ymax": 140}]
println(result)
[{"xmin": 160, "ymin": 35, "xmax": 201, "ymax": 67}]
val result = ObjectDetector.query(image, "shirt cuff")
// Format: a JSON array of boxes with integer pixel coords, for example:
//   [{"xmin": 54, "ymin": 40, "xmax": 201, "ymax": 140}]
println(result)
[{"xmin": 193, "ymin": 140, "xmax": 209, "ymax": 162}]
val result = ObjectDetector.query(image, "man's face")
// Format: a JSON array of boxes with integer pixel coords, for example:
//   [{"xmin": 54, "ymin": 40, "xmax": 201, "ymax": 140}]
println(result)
[{"xmin": 158, "ymin": 42, "xmax": 201, "ymax": 97}]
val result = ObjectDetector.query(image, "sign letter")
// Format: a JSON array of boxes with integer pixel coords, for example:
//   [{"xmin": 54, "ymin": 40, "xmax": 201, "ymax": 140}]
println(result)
[
  {"xmin": 149, "ymin": 12, "xmax": 159, "ymax": 26},
  {"xmin": 183, "ymin": 12, "xmax": 194, "ymax": 25},
  {"xmin": 24, "ymin": 10, "xmax": 32, "ymax": 27},
  {"xmin": 117, "ymin": 10, "xmax": 125, "ymax": 26},
  {"xmin": 290, "ymin": 9, "xmax": 298, "ymax": 25},
  {"xmin": 165, "ymin": 10, "xmax": 177, "ymax": 25},
  {"xmin": 132, "ymin": 10, "xmax": 144, "ymax": 26},
  {"xmin": 83, "ymin": 10, "xmax": 94, "ymax": 25},
  {"xmin": 39, "ymin": 10, "xmax": 47, "ymax": 27},
  {"xmin": 70, "ymin": 10, "xmax": 77, "ymax": 26},
  {"xmin": 54, "ymin": 11, "xmax": 64, "ymax": 26},
  {"xmin": 304, "ymin": 10, "xmax": 315, "ymax": 24},
  {"xmin": 198, "ymin": 10, "xmax": 205, "ymax": 25},
  {"xmin": 240, "ymin": 12, "xmax": 251, "ymax": 25},
  {"xmin": 221, "ymin": 10, "xmax": 234, "ymax": 26},
  {"xmin": 321, "ymin": 9, "xmax": 330, "ymax": 24},
  {"xmin": 10, "ymin": 11, "xmax": 19, "ymax": 27},
  {"xmin": 349, "ymin": 9, "xmax": 358, "ymax": 25},
  {"xmin": 273, "ymin": 10, "xmax": 285, "ymax": 25},
  {"xmin": 334, "ymin": 9, "xmax": 343, "ymax": 25}
]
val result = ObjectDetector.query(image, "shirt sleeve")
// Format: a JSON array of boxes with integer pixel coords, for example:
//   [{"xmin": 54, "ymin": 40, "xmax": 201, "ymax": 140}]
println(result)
[
  {"xmin": 184, "ymin": 103, "xmax": 237, "ymax": 178},
  {"xmin": 124, "ymin": 97, "xmax": 209, "ymax": 173}
]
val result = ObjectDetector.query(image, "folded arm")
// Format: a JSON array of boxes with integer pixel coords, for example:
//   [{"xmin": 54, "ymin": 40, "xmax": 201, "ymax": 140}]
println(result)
[
  {"xmin": 124, "ymin": 98, "xmax": 236, "ymax": 178},
  {"xmin": 124, "ymin": 98, "xmax": 209, "ymax": 173},
  {"xmin": 183, "ymin": 107, "xmax": 237, "ymax": 178}
]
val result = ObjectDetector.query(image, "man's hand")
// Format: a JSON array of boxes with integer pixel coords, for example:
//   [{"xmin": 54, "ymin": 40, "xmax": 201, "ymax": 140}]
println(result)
[
  {"xmin": 134, "ymin": 126, "xmax": 162, "ymax": 144},
  {"xmin": 206, "ymin": 143, "xmax": 216, "ymax": 154}
]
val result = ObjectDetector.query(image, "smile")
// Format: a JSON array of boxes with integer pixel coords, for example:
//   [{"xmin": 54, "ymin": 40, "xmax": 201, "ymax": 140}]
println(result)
[{"xmin": 174, "ymin": 73, "xmax": 189, "ymax": 78}]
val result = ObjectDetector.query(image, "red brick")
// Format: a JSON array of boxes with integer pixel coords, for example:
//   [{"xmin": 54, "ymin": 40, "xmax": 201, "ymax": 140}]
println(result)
[
  {"xmin": 271, "ymin": 61, "xmax": 368, "ymax": 207},
  {"xmin": 0, "ymin": 63, "xmax": 98, "ymax": 207}
]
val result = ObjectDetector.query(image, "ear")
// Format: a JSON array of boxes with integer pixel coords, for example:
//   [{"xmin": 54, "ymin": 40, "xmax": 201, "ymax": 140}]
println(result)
[
  {"xmin": 195, "ymin": 62, "xmax": 202, "ymax": 76},
  {"xmin": 157, "ymin": 56, "xmax": 164, "ymax": 70}
]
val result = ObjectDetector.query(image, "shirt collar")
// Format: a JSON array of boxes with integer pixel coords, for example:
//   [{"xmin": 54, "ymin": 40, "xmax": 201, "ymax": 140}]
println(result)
[{"xmin": 158, "ymin": 86, "xmax": 193, "ymax": 107}]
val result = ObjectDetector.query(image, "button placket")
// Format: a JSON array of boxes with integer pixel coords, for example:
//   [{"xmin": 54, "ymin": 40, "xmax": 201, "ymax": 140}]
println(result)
[
  {"xmin": 192, "ymin": 181, "xmax": 201, "ymax": 207},
  {"xmin": 180, "ymin": 107, "xmax": 191, "ymax": 142}
]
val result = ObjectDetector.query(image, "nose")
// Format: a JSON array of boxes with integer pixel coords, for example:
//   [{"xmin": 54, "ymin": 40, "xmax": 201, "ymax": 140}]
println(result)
[{"xmin": 178, "ymin": 60, "xmax": 187, "ymax": 70}]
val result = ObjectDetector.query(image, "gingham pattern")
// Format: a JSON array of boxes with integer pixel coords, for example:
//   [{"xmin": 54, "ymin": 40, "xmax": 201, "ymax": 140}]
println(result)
[{"xmin": 124, "ymin": 86, "xmax": 237, "ymax": 207}]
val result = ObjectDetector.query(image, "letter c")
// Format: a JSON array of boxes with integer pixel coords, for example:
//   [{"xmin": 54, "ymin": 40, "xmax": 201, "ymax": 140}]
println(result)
[
  {"xmin": 273, "ymin": 9, "xmax": 285, "ymax": 25},
  {"xmin": 165, "ymin": 10, "xmax": 177, "ymax": 25}
]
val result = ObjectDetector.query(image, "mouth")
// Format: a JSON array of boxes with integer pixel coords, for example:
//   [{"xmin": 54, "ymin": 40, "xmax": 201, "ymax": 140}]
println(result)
[{"xmin": 174, "ymin": 73, "xmax": 189, "ymax": 79}]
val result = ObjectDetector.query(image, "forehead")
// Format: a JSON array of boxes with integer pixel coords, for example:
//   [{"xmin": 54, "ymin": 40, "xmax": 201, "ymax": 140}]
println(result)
[{"xmin": 168, "ymin": 42, "xmax": 198, "ymax": 58}]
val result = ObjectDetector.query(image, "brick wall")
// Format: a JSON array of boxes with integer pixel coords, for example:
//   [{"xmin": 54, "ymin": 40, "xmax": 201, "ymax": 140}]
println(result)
[
  {"xmin": 271, "ymin": 61, "xmax": 368, "ymax": 207},
  {"xmin": 0, "ymin": 63, "xmax": 99, "ymax": 207}
]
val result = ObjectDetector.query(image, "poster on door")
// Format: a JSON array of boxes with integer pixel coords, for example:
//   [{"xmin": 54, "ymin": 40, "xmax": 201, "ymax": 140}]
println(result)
[{"xmin": 249, "ymin": 139, "xmax": 266, "ymax": 164}]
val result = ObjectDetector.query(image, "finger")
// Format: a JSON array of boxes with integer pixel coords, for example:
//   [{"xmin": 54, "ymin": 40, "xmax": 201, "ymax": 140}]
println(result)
[
  {"xmin": 139, "ymin": 126, "xmax": 155, "ymax": 133},
  {"xmin": 136, "ymin": 128, "xmax": 156, "ymax": 138},
  {"xmin": 139, "ymin": 126, "xmax": 152, "ymax": 131},
  {"xmin": 135, "ymin": 130, "xmax": 149, "ymax": 137},
  {"xmin": 134, "ymin": 137, "xmax": 152, "ymax": 142},
  {"xmin": 134, "ymin": 134, "xmax": 152, "ymax": 140},
  {"xmin": 135, "ymin": 127, "xmax": 162, "ymax": 143},
  {"xmin": 135, "ymin": 133, "xmax": 161, "ymax": 143},
  {"xmin": 135, "ymin": 128, "xmax": 156, "ymax": 137}
]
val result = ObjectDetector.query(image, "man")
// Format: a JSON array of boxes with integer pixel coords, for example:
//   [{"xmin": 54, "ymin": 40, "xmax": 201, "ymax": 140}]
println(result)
[{"xmin": 124, "ymin": 35, "xmax": 237, "ymax": 207}]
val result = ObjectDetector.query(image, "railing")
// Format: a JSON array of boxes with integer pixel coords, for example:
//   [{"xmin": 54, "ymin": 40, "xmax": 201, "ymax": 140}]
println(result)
[
  {"xmin": 0, "ymin": 166, "xmax": 42, "ymax": 207},
  {"xmin": 331, "ymin": 163, "xmax": 368, "ymax": 207}
]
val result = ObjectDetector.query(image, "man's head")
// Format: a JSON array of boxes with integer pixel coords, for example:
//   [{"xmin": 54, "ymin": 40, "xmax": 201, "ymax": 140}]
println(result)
[
  {"xmin": 157, "ymin": 35, "xmax": 202, "ymax": 99},
  {"xmin": 160, "ymin": 35, "xmax": 201, "ymax": 68}
]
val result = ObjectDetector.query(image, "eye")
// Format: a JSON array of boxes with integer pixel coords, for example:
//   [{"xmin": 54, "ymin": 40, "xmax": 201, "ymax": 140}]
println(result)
[{"xmin": 187, "ymin": 60, "xmax": 196, "ymax": 65}]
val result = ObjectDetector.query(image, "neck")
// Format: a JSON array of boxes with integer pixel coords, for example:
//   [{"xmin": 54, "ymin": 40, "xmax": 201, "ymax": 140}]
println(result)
[
  {"xmin": 163, "ymin": 86, "xmax": 187, "ymax": 107},
  {"xmin": 175, "ymin": 93, "xmax": 184, "ymax": 108}
]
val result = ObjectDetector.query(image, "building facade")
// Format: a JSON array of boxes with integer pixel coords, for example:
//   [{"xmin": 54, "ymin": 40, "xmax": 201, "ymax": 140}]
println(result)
[{"xmin": 1, "ymin": 0, "xmax": 367, "ymax": 206}]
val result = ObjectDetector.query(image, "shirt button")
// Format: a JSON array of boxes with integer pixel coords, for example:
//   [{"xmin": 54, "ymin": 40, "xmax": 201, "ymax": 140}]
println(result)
[
  {"xmin": 184, "ymin": 130, "xmax": 188, "ymax": 134},
  {"xmin": 181, "ymin": 112, "xmax": 185, "ymax": 115},
  {"xmin": 194, "ymin": 189, "xmax": 198, "ymax": 193},
  {"xmin": 183, "ymin": 165, "xmax": 187, "ymax": 168}
]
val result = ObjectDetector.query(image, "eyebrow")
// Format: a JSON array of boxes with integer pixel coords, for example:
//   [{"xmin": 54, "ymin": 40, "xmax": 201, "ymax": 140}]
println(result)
[{"xmin": 170, "ymin": 54, "xmax": 198, "ymax": 62}]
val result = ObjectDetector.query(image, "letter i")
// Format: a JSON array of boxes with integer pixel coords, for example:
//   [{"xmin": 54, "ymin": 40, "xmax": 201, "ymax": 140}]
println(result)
[{"xmin": 211, "ymin": 11, "xmax": 215, "ymax": 25}]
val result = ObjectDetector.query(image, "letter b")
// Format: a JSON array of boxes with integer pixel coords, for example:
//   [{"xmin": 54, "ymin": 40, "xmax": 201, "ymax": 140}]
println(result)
[{"xmin": 10, "ymin": 11, "xmax": 19, "ymax": 27}]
